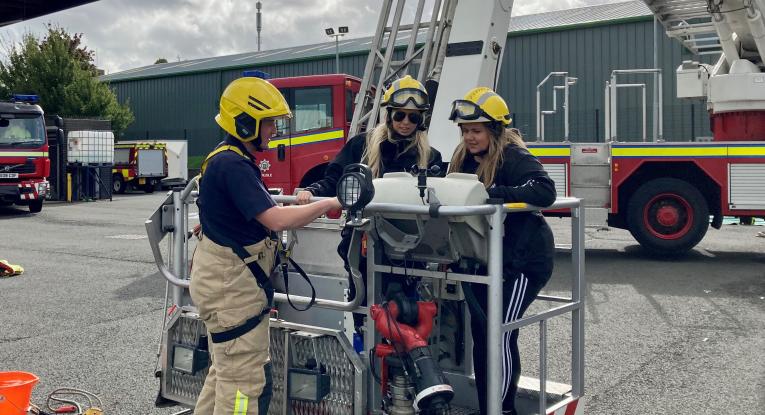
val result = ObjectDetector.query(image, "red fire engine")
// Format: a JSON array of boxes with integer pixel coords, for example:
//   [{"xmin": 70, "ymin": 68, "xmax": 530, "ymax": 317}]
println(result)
[
  {"xmin": 257, "ymin": 74, "xmax": 362, "ymax": 194},
  {"xmin": 112, "ymin": 142, "xmax": 168, "ymax": 193},
  {"xmin": 527, "ymin": 0, "xmax": 765, "ymax": 255},
  {"xmin": 0, "ymin": 95, "xmax": 50, "ymax": 213}
]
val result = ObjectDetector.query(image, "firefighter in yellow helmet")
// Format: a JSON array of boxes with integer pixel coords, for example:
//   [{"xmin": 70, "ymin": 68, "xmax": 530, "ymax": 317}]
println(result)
[
  {"xmin": 448, "ymin": 87, "xmax": 556, "ymax": 415},
  {"xmin": 190, "ymin": 74, "xmax": 341, "ymax": 415},
  {"xmin": 295, "ymin": 75, "xmax": 443, "ymax": 325}
]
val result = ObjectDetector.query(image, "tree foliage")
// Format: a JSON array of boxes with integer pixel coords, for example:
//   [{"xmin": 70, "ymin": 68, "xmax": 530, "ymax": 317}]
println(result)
[
  {"xmin": 0, "ymin": 25, "xmax": 134, "ymax": 135},
  {"xmin": 154, "ymin": 58, "xmax": 168, "ymax": 64}
]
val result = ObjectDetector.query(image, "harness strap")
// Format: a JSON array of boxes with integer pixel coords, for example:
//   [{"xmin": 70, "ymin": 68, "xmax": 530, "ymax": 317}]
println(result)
[
  {"xmin": 210, "ymin": 309, "xmax": 270, "ymax": 343},
  {"xmin": 199, "ymin": 144, "xmax": 276, "ymax": 344},
  {"xmin": 215, "ymin": 233, "xmax": 276, "ymax": 306},
  {"xmin": 200, "ymin": 145, "xmax": 247, "ymax": 176}
]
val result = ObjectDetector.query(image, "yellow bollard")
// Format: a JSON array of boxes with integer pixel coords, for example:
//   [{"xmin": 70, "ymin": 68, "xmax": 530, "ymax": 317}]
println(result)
[{"xmin": 67, "ymin": 173, "xmax": 72, "ymax": 202}]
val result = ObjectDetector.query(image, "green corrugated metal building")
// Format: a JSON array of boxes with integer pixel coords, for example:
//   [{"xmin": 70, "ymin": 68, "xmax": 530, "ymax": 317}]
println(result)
[{"xmin": 102, "ymin": 1, "xmax": 714, "ymax": 161}]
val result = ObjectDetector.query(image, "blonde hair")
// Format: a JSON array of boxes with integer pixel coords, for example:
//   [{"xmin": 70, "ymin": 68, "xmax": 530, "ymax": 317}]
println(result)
[
  {"xmin": 448, "ymin": 126, "xmax": 526, "ymax": 188},
  {"xmin": 362, "ymin": 123, "xmax": 431, "ymax": 178}
]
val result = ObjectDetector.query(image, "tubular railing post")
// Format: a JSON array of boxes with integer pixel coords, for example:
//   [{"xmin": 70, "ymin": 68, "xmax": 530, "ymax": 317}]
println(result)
[
  {"xmin": 658, "ymin": 71, "xmax": 664, "ymax": 141},
  {"xmin": 365, "ymin": 225, "xmax": 383, "ymax": 414},
  {"xmin": 642, "ymin": 85, "xmax": 647, "ymax": 142},
  {"xmin": 539, "ymin": 319, "xmax": 548, "ymax": 415},
  {"xmin": 536, "ymin": 88, "xmax": 542, "ymax": 140},
  {"xmin": 653, "ymin": 16, "xmax": 660, "ymax": 143},
  {"xmin": 541, "ymin": 114, "xmax": 545, "ymax": 142},
  {"xmin": 571, "ymin": 204, "xmax": 586, "ymax": 397},
  {"xmin": 604, "ymin": 82, "xmax": 610, "ymax": 142},
  {"xmin": 564, "ymin": 79, "xmax": 570, "ymax": 142},
  {"xmin": 171, "ymin": 189, "xmax": 185, "ymax": 305},
  {"xmin": 487, "ymin": 204, "xmax": 505, "ymax": 415},
  {"xmin": 610, "ymin": 72, "xmax": 617, "ymax": 141}
]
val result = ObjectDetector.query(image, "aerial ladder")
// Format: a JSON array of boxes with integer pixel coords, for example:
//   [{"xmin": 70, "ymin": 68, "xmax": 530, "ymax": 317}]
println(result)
[{"xmin": 643, "ymin": 0, "xmax": 765, "ymax": 135}]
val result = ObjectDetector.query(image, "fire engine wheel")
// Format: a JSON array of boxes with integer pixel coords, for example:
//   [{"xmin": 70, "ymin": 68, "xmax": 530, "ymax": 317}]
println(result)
[
  {"xmin": 28, "ymin": 200, "xmax": 43, "ymax": 213},
  {"xmin": 627, "ymin": 178, "xmax": 709, "ymax": 255},
  {"xmin": 143, "ymin": 180, "xmax": 155, "ymax": 193},
  {"xmin": 113, "ymin": 174, "xmax": 126, "ymax": 194}
]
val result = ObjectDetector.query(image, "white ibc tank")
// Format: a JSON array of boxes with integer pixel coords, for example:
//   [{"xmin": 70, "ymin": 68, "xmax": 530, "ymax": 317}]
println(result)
[
  {"xmin": 67, "ymin": 130, "xmax": 115, "ymax": 164},
  {"xmin": 370, "ymin": 172, "xmax": 490, "ymax": 264}
]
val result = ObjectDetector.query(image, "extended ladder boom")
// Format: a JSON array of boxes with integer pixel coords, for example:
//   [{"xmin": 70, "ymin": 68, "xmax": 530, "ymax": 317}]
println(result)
[
  {"xmin": 643, "ymin": 0, "xmax": 765, "ymax": 65},
  {"xmin": 350, "ymin": 0, "xmax": 515, "ymax": 157}
]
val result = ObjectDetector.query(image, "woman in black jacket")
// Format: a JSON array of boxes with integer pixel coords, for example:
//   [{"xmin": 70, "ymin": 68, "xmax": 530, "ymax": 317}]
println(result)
[
  {"xmin": 448, "ymin": 87, "xmax": 556, "ymax": 415},
  {"xmin": 296, "ymin": 75, "xmax": 443, "ymax": 306}
]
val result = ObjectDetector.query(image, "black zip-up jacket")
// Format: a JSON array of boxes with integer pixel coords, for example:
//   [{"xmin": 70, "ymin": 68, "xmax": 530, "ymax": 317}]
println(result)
[
  {"xmin": 459, "ymin": 144, "xmax": 557, "ymax": 272},
  {"xmin": 304, "ymin": 132, "xmax": 443, "ymax": 196}
]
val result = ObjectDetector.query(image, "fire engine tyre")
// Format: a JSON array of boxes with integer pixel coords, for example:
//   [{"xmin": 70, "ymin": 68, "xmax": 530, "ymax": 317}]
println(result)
[
  {"xmin": 143, "ymin": 180, "xmax": 155, "ymax": 193},
  {"xmin": 113, "ymin": 174, "xmax": 126, "ymax": 194},
  {"xmin": 28, "ymin": 200, "xmax": 43, "ymax": 213},
  {"xmin": 627, "ymin": 178, "xmax": 709, "ymax": 255}
]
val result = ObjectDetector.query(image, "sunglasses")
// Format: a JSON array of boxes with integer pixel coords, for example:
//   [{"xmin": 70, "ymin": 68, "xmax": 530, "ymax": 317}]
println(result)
[{"xmin": 391, "ymin": 111, "xmax": 423, "ymax": 125}]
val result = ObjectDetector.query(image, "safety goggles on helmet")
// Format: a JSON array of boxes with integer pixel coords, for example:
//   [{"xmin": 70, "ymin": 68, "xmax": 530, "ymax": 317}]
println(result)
[
  {"xmin": 386, "ymin": 88, "xmax": 429, "ymax": 110},
  {"xmin": 391, "ymin": 110, "xmax": 423, "ymax": 125},
  {"xmin": 449, "ymin": 100, "xmax": 512, "ymax": 125}
]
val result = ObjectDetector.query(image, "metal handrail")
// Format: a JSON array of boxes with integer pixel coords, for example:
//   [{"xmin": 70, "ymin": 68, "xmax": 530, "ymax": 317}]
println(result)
[
  {"xmin": 147, "ymin": 185, "xmax": 585, "ymax": 414},
  {"xmin": 360, "ymin": 196, "xmax": 585, "ymax": 414}
]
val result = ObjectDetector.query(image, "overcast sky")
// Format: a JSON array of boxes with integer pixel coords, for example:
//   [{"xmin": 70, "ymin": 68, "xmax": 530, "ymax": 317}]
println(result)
[{"xmin": 0, "ymin": 0, "xmax": 624, "ymax": 75}]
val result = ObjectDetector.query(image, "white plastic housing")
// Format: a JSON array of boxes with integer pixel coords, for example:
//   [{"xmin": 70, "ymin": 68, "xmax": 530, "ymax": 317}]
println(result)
[
  {"xmin": 709, "ymin": 59, "xmax": 765, "ymax": 113},
  {"xmin": 676, "ymin": 61, "xmax": 709, "ymax": 99},
  {"xmin": 370, "ymin": 172, "xmax": 490, "ymax": 264}
]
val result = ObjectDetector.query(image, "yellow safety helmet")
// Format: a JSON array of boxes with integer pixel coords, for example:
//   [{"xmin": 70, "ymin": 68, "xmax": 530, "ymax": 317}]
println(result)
[
  {"xmin": 215, "ymin": 75, "xmax": 291, "ymax": 142},
  {"xmin": 449, "ymin": 87, "xmax": 512, "ymax": 126},
  {"xmin": 381, "ymin": 75, "xmax": 429, "ymax": 110}
]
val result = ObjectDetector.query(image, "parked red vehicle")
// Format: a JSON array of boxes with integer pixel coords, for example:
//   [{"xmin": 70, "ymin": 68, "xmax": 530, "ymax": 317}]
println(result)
[
  {"xmin": 0, "ymin": 95, "xmax": 50, "ymax": 213},
  {"xmin": 257, "ymin": 74, "xmax": 363, "ymax": 194}
]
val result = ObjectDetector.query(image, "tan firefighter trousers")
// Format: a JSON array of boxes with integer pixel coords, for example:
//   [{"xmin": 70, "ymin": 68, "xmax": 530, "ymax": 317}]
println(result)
[{"xmin": 190, "ymin": 234, "xmax": 276, "ymax": 415}]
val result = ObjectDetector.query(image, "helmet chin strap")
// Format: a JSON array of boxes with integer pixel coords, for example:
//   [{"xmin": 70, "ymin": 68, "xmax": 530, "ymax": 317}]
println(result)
[
  {"xmin": 388, "ymin": 128, "xmax": 416, "ymax": 142},
  {"xmin": 254, "ymin": 135, "xmax": 266, "ymax": 152},
  {"xmin": 239, "ymin": 134, "xmax": 265, "ymax": 154}
]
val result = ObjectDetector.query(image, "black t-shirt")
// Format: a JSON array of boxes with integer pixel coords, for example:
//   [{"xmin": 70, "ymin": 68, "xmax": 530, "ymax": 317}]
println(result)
[{"xmin": 198, "ymin": 136, "xmax": 276, "ymax": 246}]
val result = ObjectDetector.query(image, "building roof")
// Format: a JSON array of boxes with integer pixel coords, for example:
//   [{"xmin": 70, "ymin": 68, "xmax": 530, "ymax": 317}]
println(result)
[
  {"xmin": 508, "ymin": 0, "xmax": 650, "ymax": 32},
  {"xmin": 102, "ymin": 1, "xmax": 651, "ymax": 83}
]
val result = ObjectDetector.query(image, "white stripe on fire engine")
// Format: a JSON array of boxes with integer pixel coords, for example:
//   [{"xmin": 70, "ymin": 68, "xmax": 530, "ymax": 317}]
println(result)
[{"xmin": 0, "ymin": 152, "xmax": 46, "ymax": 157}]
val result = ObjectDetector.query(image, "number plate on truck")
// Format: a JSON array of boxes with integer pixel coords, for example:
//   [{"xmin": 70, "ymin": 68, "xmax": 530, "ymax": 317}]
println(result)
[{"xmin": 0, "ymin": 173, "xmax": 18, "ymax": 179}]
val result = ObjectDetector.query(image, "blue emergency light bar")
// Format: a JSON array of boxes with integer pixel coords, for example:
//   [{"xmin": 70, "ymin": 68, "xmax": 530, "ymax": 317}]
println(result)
[
  {"xmin": 242, "ymin": 70, "xmax": 271, "ymax": 79},
  {"xmin": 12, "ymin": 94, "xmax": 39, "ymax": 103}
]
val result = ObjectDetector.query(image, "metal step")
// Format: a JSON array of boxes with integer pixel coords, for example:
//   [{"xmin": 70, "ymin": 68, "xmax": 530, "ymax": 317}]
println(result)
[{"xmin": 641, "ymin": 0, "xmax": 721, "ymax": 55}]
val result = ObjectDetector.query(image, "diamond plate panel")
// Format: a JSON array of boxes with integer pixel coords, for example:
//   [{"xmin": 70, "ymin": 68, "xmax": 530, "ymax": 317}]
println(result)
[
  {"xmin": 164, "ymin": 317, "xmax": 360, "ymax": 414},
  {"xmin": 287, "ymin": 333, "xmax": 356, "ymax": 415},
  {"xmin": 165, "ymin": 314, "xmax": 208, "ymax": 403}
]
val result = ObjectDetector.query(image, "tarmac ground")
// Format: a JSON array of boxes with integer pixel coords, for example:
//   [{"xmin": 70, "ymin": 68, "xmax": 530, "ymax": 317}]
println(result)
[{"xmin": 0, "ymin": 193, "xmax": 763, "ymax": 414}]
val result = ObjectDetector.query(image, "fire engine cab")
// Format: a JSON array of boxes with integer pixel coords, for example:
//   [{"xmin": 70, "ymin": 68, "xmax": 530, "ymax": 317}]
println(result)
[
  {"xmin": 0, "ymin": 95, "xmax": 50, "ymax": 213},
  {"xmin": 258, "ymin": 74, "xmax": 363, "ymax": 195}
]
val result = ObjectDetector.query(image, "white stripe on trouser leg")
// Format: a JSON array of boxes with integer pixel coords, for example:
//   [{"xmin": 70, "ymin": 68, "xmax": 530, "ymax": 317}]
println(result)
[
  {"xmin": 502, "ymin": 274, "xmax": 527, "ymax": 402},
  {"xmin": 502, "ymin": 278, "xmax": 520, "ymax": 398}
]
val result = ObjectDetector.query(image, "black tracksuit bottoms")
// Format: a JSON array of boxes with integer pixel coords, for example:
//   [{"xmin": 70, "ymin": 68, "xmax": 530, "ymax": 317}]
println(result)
[{"xmin": 465, "ymin": 265, "xmax": 552, "ymax": 415}]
